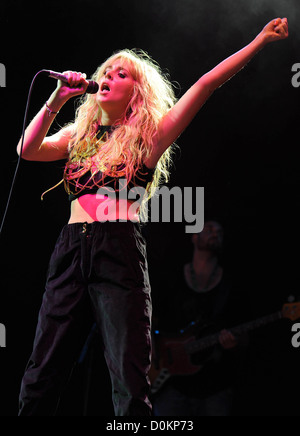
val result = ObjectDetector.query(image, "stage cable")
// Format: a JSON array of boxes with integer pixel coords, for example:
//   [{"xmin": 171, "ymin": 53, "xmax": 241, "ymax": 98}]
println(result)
[{"xmin": 0, "ymin": 70, "xmax": 45, "ymax": 240}]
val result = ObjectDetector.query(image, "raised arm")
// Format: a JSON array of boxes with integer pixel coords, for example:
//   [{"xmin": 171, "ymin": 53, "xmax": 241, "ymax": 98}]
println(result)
[
  {"xmin": 16, "ymin": 72, "xmax": 89, "ymax": 161},
  {"xmin": 147, "ymin": 18, "xmax": 288, "ymax": 167}
]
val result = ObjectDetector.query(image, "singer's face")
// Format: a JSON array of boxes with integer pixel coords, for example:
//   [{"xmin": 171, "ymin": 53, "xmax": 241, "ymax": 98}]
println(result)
[{"xmin": 97, "ymin": 61, "xmax": 135, "ymax": 113}]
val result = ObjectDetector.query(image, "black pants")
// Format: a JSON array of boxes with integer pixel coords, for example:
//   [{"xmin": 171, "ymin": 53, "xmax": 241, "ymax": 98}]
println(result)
[{"xmin": 19, "ymin": 221, "xmax": 152, "ymax": 416}]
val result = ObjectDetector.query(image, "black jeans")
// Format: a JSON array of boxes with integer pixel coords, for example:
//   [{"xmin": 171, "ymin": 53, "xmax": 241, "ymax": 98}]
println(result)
[{"xmin": 19, "ymin": 221, "xmax": 152, "ymax": 416}]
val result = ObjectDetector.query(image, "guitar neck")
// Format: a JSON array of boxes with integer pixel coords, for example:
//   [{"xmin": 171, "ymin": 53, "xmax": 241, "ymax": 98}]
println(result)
[
  {"xmin": 231, "ymin": 311, "xmax": 283, "ymax": 336},
  {"xmin": 186, "ymin": 310, "xmax": 283, "ymax": 354}
]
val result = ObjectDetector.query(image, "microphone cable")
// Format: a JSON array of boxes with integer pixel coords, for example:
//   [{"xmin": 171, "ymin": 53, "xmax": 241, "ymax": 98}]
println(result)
[{"xmin": 0, "ymin": 70, "xmax": 45, "ymax": 239}]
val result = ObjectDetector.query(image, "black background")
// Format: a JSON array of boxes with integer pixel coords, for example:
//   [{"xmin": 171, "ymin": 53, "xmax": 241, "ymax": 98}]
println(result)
[{"xmin": 0, "ymin": 0, "xmax": 299, "ymax": 416}]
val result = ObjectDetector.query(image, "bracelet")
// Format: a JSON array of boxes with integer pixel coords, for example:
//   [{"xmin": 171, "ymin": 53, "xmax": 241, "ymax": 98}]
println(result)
[{"xmin": 45, "ymin": 101, "xmax": 59, "ymax": 117}]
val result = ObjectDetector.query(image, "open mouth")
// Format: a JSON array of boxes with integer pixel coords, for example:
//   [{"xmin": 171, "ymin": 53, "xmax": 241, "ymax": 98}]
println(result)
[{"xmin": 101, "ymin": 82, "xmax": 111, "ymax": 92}]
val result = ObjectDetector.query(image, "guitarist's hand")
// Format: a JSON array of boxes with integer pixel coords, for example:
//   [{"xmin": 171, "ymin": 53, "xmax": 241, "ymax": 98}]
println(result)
[{"xmin": 219, "ymin": 329, "xmax": 237, "ymax": 350}]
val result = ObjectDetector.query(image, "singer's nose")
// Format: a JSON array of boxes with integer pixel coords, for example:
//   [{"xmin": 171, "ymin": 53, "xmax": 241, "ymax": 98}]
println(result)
[{"xmin": 105, "ymin": 71, "xmax": 113, "ymax": 80}]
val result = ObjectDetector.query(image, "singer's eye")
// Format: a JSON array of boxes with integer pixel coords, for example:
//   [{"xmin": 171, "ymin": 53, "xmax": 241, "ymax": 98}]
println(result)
[{"xmin": 118, "ymin": 72, "xmax": 126, "ymax": 78}]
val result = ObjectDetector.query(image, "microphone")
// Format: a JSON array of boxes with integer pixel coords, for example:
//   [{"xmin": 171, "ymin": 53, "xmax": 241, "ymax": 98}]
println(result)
[{"xmin": 43, "ymin": 69, "xmax": 99, "ymax": 94}]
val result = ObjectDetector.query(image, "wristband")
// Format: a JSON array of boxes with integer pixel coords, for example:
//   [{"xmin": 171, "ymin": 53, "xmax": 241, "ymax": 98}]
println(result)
[{"xmin": 45, "ymin": 101, "xmax": 59, "ymax": 117}]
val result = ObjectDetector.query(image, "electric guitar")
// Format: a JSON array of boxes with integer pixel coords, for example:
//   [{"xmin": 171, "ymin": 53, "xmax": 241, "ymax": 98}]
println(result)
[{"xmin": 149, "ymin": 302, "xmax": 300, "ymax": 395}]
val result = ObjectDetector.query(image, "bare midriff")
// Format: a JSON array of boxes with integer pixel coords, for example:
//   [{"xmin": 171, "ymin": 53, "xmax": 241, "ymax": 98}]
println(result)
[{"xmin": 68, "ymin": 193, "xmax": 140, "ymax": 224}]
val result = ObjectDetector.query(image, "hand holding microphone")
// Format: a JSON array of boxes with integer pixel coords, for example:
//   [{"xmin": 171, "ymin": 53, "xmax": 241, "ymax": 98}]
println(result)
[{"xmin": 43, "ymin": 69, "xmax": 99, "ymax": 99}]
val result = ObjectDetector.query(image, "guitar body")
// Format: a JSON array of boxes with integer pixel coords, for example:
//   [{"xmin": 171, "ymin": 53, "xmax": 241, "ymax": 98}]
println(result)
[
  {"xmin": 150, "ymin": 330, "xmax": 208, "ymax": 395},
  {"xmin": 154, "ymin": 334, "xmax": 202, "ymax": 374}
]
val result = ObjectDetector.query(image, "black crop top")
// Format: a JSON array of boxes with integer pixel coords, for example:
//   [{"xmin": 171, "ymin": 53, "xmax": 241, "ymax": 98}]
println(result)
[{"xmin": 65, "ymin": 125, "xmax": 155, "ymax": 202}]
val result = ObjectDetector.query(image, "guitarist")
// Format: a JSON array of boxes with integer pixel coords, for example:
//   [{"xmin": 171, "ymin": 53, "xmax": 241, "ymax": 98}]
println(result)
[{"xmin": 152, "ymin": 221, "xmax": 244, "ymax": 416}]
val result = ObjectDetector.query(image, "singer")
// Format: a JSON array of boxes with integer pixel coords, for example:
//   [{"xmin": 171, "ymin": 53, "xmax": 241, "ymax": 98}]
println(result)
[{"xmin": 17, "ymin": 18, "xmax": 288, "ymax": 416}]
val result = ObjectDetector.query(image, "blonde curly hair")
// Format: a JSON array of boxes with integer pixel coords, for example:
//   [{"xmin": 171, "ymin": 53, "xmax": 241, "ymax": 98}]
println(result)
[{"xmin": 66, "ymin": 49, "xmax": 178, "ymax": 217}]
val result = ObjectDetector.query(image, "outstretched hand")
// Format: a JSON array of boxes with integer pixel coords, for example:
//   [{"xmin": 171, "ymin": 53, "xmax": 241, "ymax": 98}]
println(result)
[{"xmin": 260, "ymin": 18, "xmax": 289, "ymax": 44}]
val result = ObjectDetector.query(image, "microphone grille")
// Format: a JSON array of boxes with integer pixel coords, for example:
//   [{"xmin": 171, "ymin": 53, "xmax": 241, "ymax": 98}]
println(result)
[{"xmin": 86, "ymin": 81, "xmax": 99, "ymax": 94}]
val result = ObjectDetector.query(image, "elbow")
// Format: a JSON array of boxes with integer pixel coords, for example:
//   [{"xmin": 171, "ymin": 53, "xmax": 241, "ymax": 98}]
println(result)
[
  {"xmin": 16, "ymin": 138, "xmax": 26, "ymax": 159},
  {"xmin": 16, "ymin": 144, "xmax": 33, "ymax": 161},
  {"xmin": 16, "ymin": 143, "xmax": 26, "ymax": 159},
  {"xmin": 16, "ymin": 144, "xmax": 23, "ymax": 158}
]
